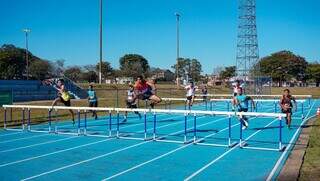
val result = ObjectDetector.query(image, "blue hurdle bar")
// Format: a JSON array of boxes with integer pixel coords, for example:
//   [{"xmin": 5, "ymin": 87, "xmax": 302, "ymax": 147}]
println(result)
[
  {"xmin": 22, "ymin": 108, "xmax": 25, "ymax": 130},
  {"xmin": 144, "ymin": 112, "xmax": 147, "ymax": 140},
  {"xmin": 193, "ymin": 114, "xmax": 197, "ymax": 142},
  {"xmin": 116, "ymin": 111, "xmax": 120, "ymax": 138},
  {"xmin": 108, "ymin": 110, "xmax": 112, "ymax": 137},
  {"xmin": 77, "ymin": 110, "xmax": 81, "ymax": 135},
  {"xmin": 184, "ymin": 113, "xmax": 187, "ymax": 143},
  {"xmin": 27, "ymin": 108, "xmax": 31, "ymax": 131},
  {"xmin": 48, "ymin": 109, "xmax": 52, "ymax": 132},
  {"xmin": 84, "ymin": 110, "xmax": 87, "ymax": 135},
  {"xmin": 153, "ymin": 112, "xmax": 157, "ymax": 140},
  {"xmin": 4, "ymin": 108, "xmax": 7, "ymax": 129}
]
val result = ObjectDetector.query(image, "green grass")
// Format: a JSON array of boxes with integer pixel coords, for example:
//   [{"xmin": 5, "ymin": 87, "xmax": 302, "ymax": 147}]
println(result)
[{"xmin": 299, "ymin": 117, "xmax": 320, "ymax": 180}]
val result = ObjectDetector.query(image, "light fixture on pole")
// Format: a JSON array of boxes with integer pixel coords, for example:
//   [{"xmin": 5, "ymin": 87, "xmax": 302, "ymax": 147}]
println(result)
[{"xmin": 23, "ymin": 28, "xmax": 31, "ymax": 80}]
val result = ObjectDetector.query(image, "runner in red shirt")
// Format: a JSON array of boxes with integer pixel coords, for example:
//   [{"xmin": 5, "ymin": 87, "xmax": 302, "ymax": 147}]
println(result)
[{"xmin": 134, "ymin": 75, "xmax": 161, "ymax": 109}]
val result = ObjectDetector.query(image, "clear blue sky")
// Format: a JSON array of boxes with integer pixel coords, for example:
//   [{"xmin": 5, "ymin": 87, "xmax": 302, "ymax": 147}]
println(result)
[{"xmin": 1, "ymin": 0, "xmax": 319, "ymax": 74}]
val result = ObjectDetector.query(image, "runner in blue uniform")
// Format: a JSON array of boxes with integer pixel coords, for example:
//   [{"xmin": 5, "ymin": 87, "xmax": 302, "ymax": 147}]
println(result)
[{"xmin": 232, "ymin": 87, "xmax": 255, "ymax": 129}]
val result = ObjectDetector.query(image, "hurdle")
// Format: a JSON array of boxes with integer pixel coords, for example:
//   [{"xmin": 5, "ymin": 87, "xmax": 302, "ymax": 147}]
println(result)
[
  {"xmin": 196, "ymin": 94, "xmax": 312, "ymax": 107},
  {"xmin": 162, "ymin": 97, "xmax": 306, "ymax": 117},
  {"xmin": 2, "ymin": 105, "xmax": 288, "ymax": 152}
]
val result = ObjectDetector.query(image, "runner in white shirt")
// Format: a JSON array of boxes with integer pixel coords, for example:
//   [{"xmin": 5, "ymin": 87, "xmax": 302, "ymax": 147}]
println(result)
[
  {"xmin": 184, "ymin": 82, "xmax": 198, "ymax": 110},
  {"xmin": 123, "ymin": 84, "xmax": 142, "ymax": 123}
]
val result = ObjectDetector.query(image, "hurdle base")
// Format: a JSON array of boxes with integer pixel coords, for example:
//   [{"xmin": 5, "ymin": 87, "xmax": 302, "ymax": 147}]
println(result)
[
  {"xmin": 229, "ymin": 142, "xmax": 238, "ymax": 148},
  {"xmin": 239, "ymin": 141, "xmax": 248, "ymax": 148},
  {"xmin": 196, "ymin": 142, "xmax": 231, "ymax": 148}
]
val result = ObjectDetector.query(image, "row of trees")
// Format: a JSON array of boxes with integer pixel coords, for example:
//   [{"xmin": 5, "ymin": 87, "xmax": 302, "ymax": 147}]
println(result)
[
  {"xmin": 217, "ymin": 51, "xmax": 320, "ymax": 86},
  {"xmin": 0, "ymin": 44, "xmax": 203, "ymax": 82}
]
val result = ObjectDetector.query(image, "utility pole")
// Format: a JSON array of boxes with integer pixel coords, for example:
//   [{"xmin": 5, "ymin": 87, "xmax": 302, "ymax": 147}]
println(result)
[
  {"xmin": 99, "ymin": 0, "xmax": 103, "ymax": 84},
  {"xmin": 175, "ymin": 12, "xmax": 180, "ymax": 87},
  {"xmin": 23, "ymin": 29, "xmax": 31, "ymax": 80}
]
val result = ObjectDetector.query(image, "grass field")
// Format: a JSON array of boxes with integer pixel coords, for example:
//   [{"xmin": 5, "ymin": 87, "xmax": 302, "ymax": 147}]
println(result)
[{"xmin": 299, "ymin": 117, "xmax": 320, "ymax": 180}]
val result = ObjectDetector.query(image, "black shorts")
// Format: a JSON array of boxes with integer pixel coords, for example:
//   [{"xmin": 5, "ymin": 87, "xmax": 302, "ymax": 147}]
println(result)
[
  {"xmin": 89, "ymin": 101, "xmax": 98, "ymax": 107},
  {"xmin": 126, "ymin": 101, "xmax": 137, "ymax": 108},
  {"xmin": 59, "ymin": 97, "xmax": 71, "ymax": 106},
  {"xmin": 282, "ymin": 108, "xmax": 292, "ymax": 114},
  {"xmin": 238, "ymin": 108, "xmax": 248, "ymax": 112},
  {"xmin": 187, "ymin": 96, "xmax": 194, "ymax": 101},
  {"xmin": 140, "ymin": 90, "xmax": 153, "ymax": 100}
]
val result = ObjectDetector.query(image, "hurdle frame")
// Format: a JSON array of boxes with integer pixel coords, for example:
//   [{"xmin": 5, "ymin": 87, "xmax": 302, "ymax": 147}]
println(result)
[{"xmin": 2, "ymin": 104, "xmax": 288, "ymax": 152}]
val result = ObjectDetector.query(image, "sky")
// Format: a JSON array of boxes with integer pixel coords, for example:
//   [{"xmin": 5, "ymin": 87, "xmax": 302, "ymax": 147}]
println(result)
[{"xmin": 1, "ymin": 0, "xmax": 319, "ymax": 74}]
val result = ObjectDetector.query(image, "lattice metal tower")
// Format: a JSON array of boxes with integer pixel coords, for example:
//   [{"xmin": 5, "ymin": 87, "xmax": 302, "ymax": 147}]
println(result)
[{"xmin": 236, "ymin": 0, "xmax": 259, "ymax": 80}]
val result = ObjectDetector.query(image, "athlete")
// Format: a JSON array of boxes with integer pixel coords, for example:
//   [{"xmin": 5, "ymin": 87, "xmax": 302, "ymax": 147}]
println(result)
[
  {"xmin": 280, "ymin": 89, "xmax": 297, "ymax": 129},
  {"xmin": 51, "ymin": 79, "xmax": 75, "ymax": 124},
  {"xmin": 87, "ymin": 84, "xmax": 98, "ymax": 120},
  {"xmin": 133, "ymin": 75, "xmax": 161, "ymax": 109},
  {"xmin": 201, "ymin": 85, "xmax": 208, "ymax": 101},
  {"xmin": 232, "ymin": 87, "xmax": 255, "ymax": 129},
  {"xmin": 123, "ymin": 84, "xmax": 142, "ymax": 122},
  {"xmin": 184, "ymin": 81, "xmax": 198, "ymax": 110}
]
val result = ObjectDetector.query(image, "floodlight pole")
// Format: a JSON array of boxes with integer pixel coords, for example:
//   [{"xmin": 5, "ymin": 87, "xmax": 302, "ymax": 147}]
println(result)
[
  {"xmin": 99, "ymin": 0, "xmax": 103, "ymax": 84},
  {"xmin": 175, "ymin": 12, "xmax": 180, "ymax": 87},
  {"xmin": 23, "ymin": 29, "xmax": 31, "ymax": 80}
]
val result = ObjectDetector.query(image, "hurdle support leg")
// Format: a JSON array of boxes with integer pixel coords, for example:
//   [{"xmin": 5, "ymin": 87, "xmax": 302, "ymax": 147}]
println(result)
[
  {"xmin": 77, "ymin": 110, "xmax": 81, "ymax": 135},
  {"xmin": 116, "ymin": 111, "xmax": 120, "ymax": 138},
  {"xmin": 84, "ymin": 110, "xmax": 87, "ymax": 135},
  {"xmin": 301, "ymin": 102, "xmax": 304, "ymax": 119},
  {"xmin": 153, "ymin": 112, "xmax": 156, "ymax": 140},
  {"xmin": 228, "ymin": 115, "xmax": 237, "ymax": 147},
  {"xmin": 48, "ymin": 109, "xmax": 52, "ymax": 132},
  {"xmin": 54, "ymin": 109, "xmax": 58, "ymax": 133},
  {"xmin": 27, "ymin": 108, "xmax": 31, "ymax": 131},
  {"xmin": 239, "ymin": 119, "xmax": 247, "ymax": 147},
  {"xmin": 4, "ymin": 108, "xmax": 7, "ymax": 129},
  {"xmin": 22, "ymin": 108, "xmax": 25, "ymax": 130},
  {"xmin": 193, "ymin": 113, "xmax": 197, "ymax": 143},
  {"xmin": 109, "ymin": 111, "xmax": 112, "ymax": 137},
  {"xmin": 278, "ymin": 116, "xmax": 286, "ymax": 152},
  {"xmin": 184, "ymin": 113, "xmax": 190, "ymax": 143}
]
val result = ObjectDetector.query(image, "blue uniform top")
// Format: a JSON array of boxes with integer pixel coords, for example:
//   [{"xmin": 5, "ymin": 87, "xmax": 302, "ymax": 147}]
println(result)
[
  {"xmin": 236, "ymin": 94, "xmax": 249, "ymax": 109},
  {"xmin": 88, "ymin": 90, "xmax": 97, "ymax": 102}
]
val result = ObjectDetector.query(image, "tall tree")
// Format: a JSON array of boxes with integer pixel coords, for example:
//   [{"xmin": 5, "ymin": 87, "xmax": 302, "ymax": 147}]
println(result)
[
  {"xmin": 29, "ymin": 60, "xmax": 52, "ymax": 80},
  {"xmin": 306, "ymin": 62, "xmax": 320, "ymax": 87},
  {"xmin": 64, "ymin": 66, "xmax": 82, "ymax": 82},
  {"xmin": 0, "ymin": 44, "xmax": 41, "ymax": 79},
  {"xmin": 96, "ymin": 61, "xmax": 113, "ymax": 79},
  {"xmin": 119, "ymin": 54, "xmax": 150, "ymax": 78},
  {"xmin": 219, "ymin": 66, "xmax": 236, "ymax": 80},
  {"xmin": 258, "ymin": 51, "xmax": 308, "ymax": 85},
  {"xmin": 171, "ymin": 58, "xmax": 202, "ymax": 81}
]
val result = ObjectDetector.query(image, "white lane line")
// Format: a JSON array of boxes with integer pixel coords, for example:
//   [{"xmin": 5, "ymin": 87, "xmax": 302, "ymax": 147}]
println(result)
[
  {"xmin": 266, "ymin": 99, "xmax": 317, "ymax": 181},
  {"xmin": 184, "ymin": 116, "xmax": 280, "ymax": 181},
  {"xmin": 20, "ymin": 115, "xmax": 230, "ymax": 180},
  {"xmin": 0, "ymin": 111, "xmax": 213, "ymax": 168},
  {"xmin": 102, "ymin": 107, "xmax": 276, "ymax": 180},
  {"xmin": 102, "ymin": 120, "xmax": 242, "ymax": 181},
  {"xmin": 0, "ymin": 131, "xmax": 23, "ymax": 137},
  {"xmin": 21, "ymin": 141, "xmax": 149, "ymax": 181},
  {"xmin": 0, "ymin": 137, "xmax": 77, "ymax": 153},
  {"xmin": 0, "ymin": 138, "xmax": 111, "ymax": 168},
  {"xmin": 0, "ymin": 134, "xmax": 49, "ymax": 144}
]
